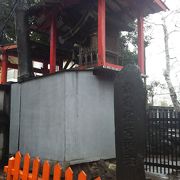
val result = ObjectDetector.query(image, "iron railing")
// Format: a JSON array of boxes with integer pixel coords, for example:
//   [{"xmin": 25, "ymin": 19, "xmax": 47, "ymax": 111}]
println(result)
[{"xmin": 145, "ymin": 106, "xmax": 180, "ymax": 174}]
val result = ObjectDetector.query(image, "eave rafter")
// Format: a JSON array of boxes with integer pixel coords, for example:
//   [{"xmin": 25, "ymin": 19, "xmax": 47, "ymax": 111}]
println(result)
[{"xmin": 153, "ymin": 0, "xmax": 169, "ymax": 11}]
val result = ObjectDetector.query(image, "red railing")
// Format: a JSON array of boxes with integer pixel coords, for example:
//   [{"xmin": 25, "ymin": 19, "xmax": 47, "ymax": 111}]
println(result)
[{"xmin": 3, "ymin": 152, "xmax": 101, "ymax": 180}]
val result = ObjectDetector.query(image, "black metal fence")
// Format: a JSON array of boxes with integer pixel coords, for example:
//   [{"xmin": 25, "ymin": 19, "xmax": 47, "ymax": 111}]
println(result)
[{"xmin": 145, "ymin": 106, "xmax": 180, "ymax": 174}]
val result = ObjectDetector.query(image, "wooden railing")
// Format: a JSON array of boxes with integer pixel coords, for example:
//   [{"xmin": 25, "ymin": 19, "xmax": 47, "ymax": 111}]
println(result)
[{"xmin": 3, "ymin": 152, "xmax": 101, "ymax": 180}]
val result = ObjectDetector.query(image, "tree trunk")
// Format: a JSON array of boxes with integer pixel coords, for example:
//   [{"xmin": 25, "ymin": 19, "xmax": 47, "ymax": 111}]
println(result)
[
  {"xmin": 15, "ymin": 0, "xmax": 34, "ymax": 81},
  {"xmin": 162, "ymin": 17, "xmax": 180, "ymax": 112},
  {"xmin": 164, "ymin": 72, "xmax": 180, "ymax": 111}
]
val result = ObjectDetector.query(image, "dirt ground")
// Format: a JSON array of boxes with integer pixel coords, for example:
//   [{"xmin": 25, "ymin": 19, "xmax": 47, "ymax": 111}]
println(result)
[
  {"xmin": 0, "ymin": 161, "xmax": 180, "ymax": 180},
  {"xmin": 0, "ymin": 170, "xmax": 5, "ymax": 180}
]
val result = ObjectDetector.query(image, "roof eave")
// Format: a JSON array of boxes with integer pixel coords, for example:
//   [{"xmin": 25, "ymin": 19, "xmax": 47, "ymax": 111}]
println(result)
[{"xmin": 153, "ymin": 0, "xmax": 169, "ymax": 11}]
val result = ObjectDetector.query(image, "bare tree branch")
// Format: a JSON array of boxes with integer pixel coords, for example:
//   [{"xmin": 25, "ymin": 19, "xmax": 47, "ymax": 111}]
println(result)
[
  {"xmin": 168, "ymin": 29, "xmax": 180, "ymax": 36},
  {"xmin": 161, "ymin": 14, "xmax": 180, "ymax": 111}
]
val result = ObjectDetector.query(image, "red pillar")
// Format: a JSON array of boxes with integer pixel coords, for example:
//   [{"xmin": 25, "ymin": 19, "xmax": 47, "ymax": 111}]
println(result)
[
  {"xmin": 50, "ymin": 15, "xmax": 57, "ymax": 73},
  {"xmin": 98, "ymin": 0, "xmax": 106, "ymax": 66},
  {"xmin": 1, "ymin": 50, "xmax": 8, "ymax": 84},
  {"xmin": 138, "ymin": 15, "xmax": 145, "ymax": 74}
]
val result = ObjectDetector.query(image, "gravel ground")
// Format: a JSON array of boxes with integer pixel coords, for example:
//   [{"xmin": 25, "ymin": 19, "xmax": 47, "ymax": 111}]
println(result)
[{"xmin": 146, "ymin": 172, "xmax": 180, "ymax": 180}]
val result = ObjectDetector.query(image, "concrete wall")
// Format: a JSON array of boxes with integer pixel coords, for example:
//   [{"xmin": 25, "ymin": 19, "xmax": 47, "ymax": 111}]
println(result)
[
  {"xmin": 0, "ymin": 90, "xmax": 4, "ymax": 111},
  {"xmin": 9, "ymin": 85, "xmax": 21, "ymax": 154},
  {"xmin": 10, "ymin": 71, "xmax": 115, "ymax": 164}
]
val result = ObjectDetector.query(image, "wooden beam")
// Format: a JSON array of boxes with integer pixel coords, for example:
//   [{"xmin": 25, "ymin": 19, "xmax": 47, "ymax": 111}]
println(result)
[
  {"xmin": 153, "ymin": 0, "xmax": 169, "ymax": 11},
  {"xmin": 98, "ymin": 0, "xmax": 106, "ymax": 66},
  {"xmin": 49, "ymin": 15, "xmax": 57, "ymax": 73},
  {"xmin": 0, "ymin": 62, "xmax": 43, "ymax": 74},
  {"xmin": 0, "ymin": 45, "xmax": 17, "ymax": 51},
  {"xmin": 1, "ymin": 50, "xmax": 8, "ymax": 84},
  {"xmin": 138, "ymin": 15, "xmax": 145, "ymax": 74}
]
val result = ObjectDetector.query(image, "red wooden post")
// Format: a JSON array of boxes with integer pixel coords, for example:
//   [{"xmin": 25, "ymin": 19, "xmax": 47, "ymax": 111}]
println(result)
[
  {"xmin": 95, "ymin": 177, "xmax": 101, "ymax": 180},
  {"xmin": 138, "ymin": 15, "xmax": 145, "ymax": 74},
  {"xmin": 13, "ymin": 151, "xmax": 21, "ymax": 180},
  {"xmin": 4, "ymin": 157, "xmax": 15, "ymax": 180},
  {"xmin": 53, "ymin": 163, "xmax": 62, "ymax": 180},
  {"xmin": 98, "ymin": 0, "xmax": 106, "ymax": 66},
  {"xmin": 21, "ymin": 153, "xmax": 30, "ymax": 180},
  {"xmin": 30, "ymin": 157, "xmax": 40, "ymax": 180},
  {"xmin": 65, "ymin": 167, "xmax": 73, "ymax": 180},
  {"xmin": 1, "ymin": 50, "xmax": 8, "ymax": 84},
  {"xmin": 78, "ymin": 171, "xmax": 87, "ymax": 180},
  {"xmin": 42, "ymin": 161, "xmax": 50, "ymax": 180},
  {"xmin": 50, "ymin": 15, "xmax": 57, "ymax": 73}
]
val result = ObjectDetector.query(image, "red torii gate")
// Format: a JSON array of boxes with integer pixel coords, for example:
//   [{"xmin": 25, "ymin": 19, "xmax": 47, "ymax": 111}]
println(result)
[
  {"xmin": 0, "ymin": 0, "xmax": 168, "ymax": 84},
  {"xmin": 0, "ymin": 45, "xmax": 45, "ymax": 84},
  {"xmin": 0, "ymin": 45, "xmax": 17, "ymax": 84}
]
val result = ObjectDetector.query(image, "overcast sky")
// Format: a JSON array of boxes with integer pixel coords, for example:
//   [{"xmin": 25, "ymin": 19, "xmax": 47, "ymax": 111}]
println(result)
[{"xmin": 145, "ymin": 0, "xmax": 180, "ymax": 105}]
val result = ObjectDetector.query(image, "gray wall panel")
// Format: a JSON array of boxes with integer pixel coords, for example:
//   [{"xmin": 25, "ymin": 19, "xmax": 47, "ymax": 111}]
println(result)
[
  {"xmin": 65, "ymin": 72, "xmax": 115, "ymax": 162},
  {"xmin": 19, "ymin": 74, "xmax": 65, "ymax": 161},
  {"xmin": 0, "ymin": 90, "xmax": 4, "ymax": 111},
  {"xmin": 9, "ymin": 84, "xmax": 21, "ymax": 154},
  {"xmin": 10, "ymin": 71, "xmax": 115, "ymax": 163}
]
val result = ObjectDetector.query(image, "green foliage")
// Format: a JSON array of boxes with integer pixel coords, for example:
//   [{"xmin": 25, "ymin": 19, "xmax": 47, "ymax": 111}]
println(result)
[
  {"xmin": 119, "ymin": 20, "xmax": 152, "ymax": 66},
  {"xmin": 29, "ymin": 31, "xmax": 49, "ymax": 45},
  {"xmin": 119, "ymin": 31, "xmax": 137, "ymax": 65},
  {"xmin": 0, "ymin": 0, "xmax": 41, "ymax": 45},
  {"xmin": 0, "ymin": 0, "xmax": 17, "ymax": 44}
]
